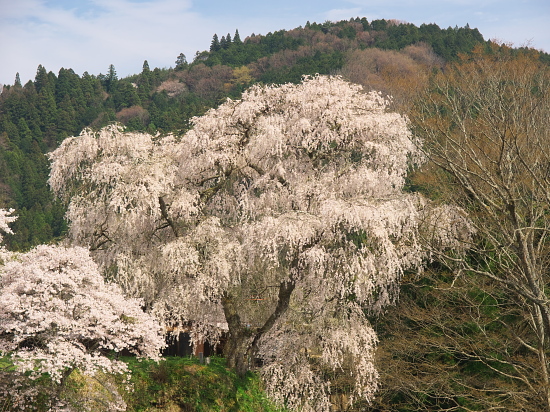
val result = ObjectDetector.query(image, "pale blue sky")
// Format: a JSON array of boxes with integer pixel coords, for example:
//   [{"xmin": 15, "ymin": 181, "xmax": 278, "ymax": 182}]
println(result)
[{"xmin": 1, "ymin": 0, "xmax": 548, "ymax": 86}]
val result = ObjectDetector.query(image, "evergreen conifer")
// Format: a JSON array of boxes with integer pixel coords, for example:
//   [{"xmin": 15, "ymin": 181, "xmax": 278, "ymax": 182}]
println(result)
[{"xmin": 210, "ymin": 34, "xmax": 220, "ymax": 52}]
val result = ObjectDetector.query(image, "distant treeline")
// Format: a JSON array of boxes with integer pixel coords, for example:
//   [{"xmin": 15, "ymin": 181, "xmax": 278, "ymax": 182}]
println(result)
[{"xmin": 0, "ymin": 17, "xmax": 546, "ymax": 250}]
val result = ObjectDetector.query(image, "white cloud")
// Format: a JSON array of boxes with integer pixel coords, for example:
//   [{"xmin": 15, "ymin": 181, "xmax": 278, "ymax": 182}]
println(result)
[
  {"xmin": 324, "ymin": 8, "xmax": 362, "ymax": 22},
  {"xmin": 0, "ymin": 0, "xmax": 214, "ymax": 84}
]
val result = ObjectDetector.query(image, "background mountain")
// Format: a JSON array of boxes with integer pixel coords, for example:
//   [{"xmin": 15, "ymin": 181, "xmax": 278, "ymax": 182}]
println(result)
[{"xmin": 0, "ymin": 18, "xmax": 494, "ymax": 250}]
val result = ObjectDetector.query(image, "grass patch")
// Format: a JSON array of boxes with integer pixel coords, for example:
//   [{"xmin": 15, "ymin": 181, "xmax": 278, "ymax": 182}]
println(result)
[
  {"xmin": 121, "ymin": 356, "xmax": 284, "ymax": 412},
  {"xmin": 1, "ymin": 354, "xmax": 284, "ymax": 412}
]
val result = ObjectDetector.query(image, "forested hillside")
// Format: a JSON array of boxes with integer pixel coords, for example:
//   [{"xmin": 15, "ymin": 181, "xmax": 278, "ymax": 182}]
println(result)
[
  {"xmin": 2, "ymin": 17, "xmax": 550, "ymax": 412},
  {"xmin": 0, "ymin": 18, "xmax": 489, "ymax": 250}
]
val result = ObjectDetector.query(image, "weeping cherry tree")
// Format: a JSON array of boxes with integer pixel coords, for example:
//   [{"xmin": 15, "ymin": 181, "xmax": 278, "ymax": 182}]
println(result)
[{"xmin": 48, "ymin": 75, "xmax": 456, "ymax": 410}]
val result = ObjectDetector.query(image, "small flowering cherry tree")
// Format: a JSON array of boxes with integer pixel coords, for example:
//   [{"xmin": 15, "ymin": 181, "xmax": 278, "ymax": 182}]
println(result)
[
  {"xmin": 0, "ymin": 208, "xmax": 16, "ymax": 238},
  {"xmin": 0, "ymin": 224, "xmax": 165, "ymax": 410},
  {"xmin": 0, "ymin": 208, "xmax": 16, "ymax": 262},
  {"xmin": 49, "ymin": 75, "xmax": 443, "ymax": 410}
]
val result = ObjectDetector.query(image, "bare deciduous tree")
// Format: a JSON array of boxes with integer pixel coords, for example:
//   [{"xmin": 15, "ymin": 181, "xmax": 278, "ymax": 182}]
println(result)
[{"xmin": 411, "ymin": 44, "xmax": 550, "ymax": 410}]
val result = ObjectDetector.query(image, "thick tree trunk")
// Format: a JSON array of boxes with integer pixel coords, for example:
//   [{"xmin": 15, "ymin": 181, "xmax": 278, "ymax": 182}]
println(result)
[
  {"xmin": 221, "ymin": 279, "xmax": 296, "ymax": 377},
  {"xmin": 224, "ymin": 329, "xmax": 253, "ymax": 377},
  {"xmin": 532, "ymin": 303, "xmax": 550, "ymax": 411},
  {"xmin": 221, "ymin": 294, "xmax": 254, "ymax": 377}
]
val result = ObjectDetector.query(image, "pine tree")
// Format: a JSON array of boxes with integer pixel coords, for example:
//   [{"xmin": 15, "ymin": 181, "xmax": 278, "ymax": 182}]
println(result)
[
  {"xmin": 210, "ymin": 34, "xmax": 220, "ymax": 52},
  {"xmin": 175, "ymin": 53, "xmax": 188, "ymax": 70},
  {"xmin": 34, "ymin": 65, "xmax": 53, "ymax": 95},
  {"xmin": 105, "ymin": 64, "xmax": 118, "ymax": 93},
  {"xmin": 142, "ymin": 60, "xmax": 150, "ymax": 74},
  {"xmin": 220, "ymin": 35, "xmax": 227, "ymax": 49},
  {"xmin": 138, "ymin": 60, "xmax": 153, "ymax": 101},
  {"xmin": 233, "ymin": 29, "xmax": 242, "ymax": 44}
]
